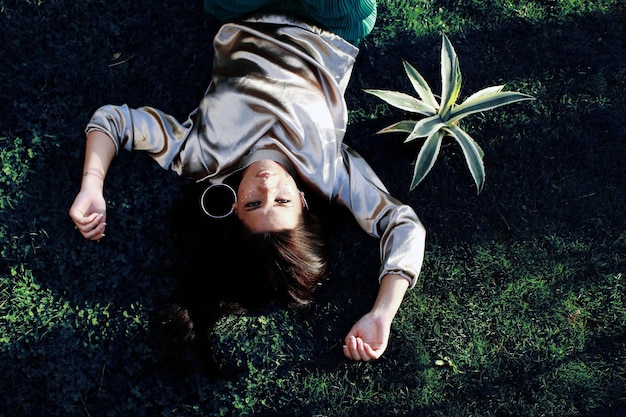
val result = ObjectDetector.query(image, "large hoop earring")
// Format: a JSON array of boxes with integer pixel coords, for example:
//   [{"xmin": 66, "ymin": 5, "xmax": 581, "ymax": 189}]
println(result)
[{"xmin": 200, "ymin": 183, "xmax": 237, "ymax": 219}]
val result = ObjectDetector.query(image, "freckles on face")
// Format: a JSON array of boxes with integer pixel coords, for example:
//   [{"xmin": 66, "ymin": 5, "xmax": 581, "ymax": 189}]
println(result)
[
  {"xmin": 234, "ymin": 160, "xmax": 303, "ymax": 232},
  {"xmin": 240, "ymin": 183, "xmax": 296, "ymax": 201}
]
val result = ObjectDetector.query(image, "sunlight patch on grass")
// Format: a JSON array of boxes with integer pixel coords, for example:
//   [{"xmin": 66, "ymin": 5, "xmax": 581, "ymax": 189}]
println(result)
[
  {"xmin": 414, "ymin": 234, "xmax": 625, "ymax": 374},
  {"xmin": 381, "ymin": 0, "xmax": 622, "ymax": 38}
]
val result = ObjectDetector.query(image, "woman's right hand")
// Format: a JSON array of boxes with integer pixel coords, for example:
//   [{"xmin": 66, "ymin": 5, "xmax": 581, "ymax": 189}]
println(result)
[
  {"xmin": 69, "ymin": 183, "xmax": 107, "ymax": 241},
  {"xmin": 69, "ymin": 130, "xmax": 117, "ymax": 241}
]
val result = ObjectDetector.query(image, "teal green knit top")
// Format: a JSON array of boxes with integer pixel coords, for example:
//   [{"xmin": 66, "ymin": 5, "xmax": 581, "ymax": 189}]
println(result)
[{"xmin": 203, "ymin": 0, "xmax": 376, "ymax": 42}]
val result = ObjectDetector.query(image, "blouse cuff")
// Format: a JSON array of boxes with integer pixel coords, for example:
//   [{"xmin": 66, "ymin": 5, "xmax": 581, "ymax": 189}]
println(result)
[{"xmin": 379, "ymin": 269, "xmax": 416, "ymax": 289}]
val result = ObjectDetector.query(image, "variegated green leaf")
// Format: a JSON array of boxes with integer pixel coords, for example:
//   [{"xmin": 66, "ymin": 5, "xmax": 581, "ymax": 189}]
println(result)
[
  {"xmin": 463, "ymin": 85, "xmax": 505, "ymax": 102},
  {"xmin": 411, "ymin": 114, "xmax": 446, "ymax": 139},
  {"xmin": 449, "ymin": 91, "xmax": 535, "ymax": 123},
  {"xmin": 403, "ymin": 60, "xmax": 439, "ymax": 110},
  {"xmin": 364, "ymin": 89, "xmax": 435, "ymax": 115},
  {"xmin": 439, "ymin": 34, "xmax": 462, "ymax": 120},
  {"xmin": 410, "ymin": 130, "xmax": 444, "ymax": 191},
  {"xmin": 376, "ymin": 120, "xmax": 417, "ymax": 134},
  {"xmin": 444, "ymin": 124, "xmax": 485, "ymax": 193}
]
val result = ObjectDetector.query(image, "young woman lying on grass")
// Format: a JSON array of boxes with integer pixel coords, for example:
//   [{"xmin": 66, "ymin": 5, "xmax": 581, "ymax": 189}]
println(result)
[{"xmin": 69, "ymin": 0, "xmax": 426, "ymax": 373}]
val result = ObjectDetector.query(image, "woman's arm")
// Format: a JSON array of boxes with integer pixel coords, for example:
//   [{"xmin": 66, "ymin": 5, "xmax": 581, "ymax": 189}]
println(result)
[
  {"xmin": 343, "ymin": 273, "xmax": 409, "ymax": 361},
  {"xmin": 69, "ymin": 102, "xmax": 198, "ymax": 240},
  {"xmin": 336, "ymin": 145, "xmax": 426, "ymax": 288},
  {"xmin": 334, "ymin": 146, "xmax": 426, "ymax": 360},
  {"xmin": 68, "ymin": 130, "xmax": 117, "ymax": 240}
]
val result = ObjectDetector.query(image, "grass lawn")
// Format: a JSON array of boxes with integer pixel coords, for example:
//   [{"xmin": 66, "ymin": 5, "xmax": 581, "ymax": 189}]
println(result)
[{"xmin": 1, "ymin": 0, "xmax": 625, "ymax": 416}]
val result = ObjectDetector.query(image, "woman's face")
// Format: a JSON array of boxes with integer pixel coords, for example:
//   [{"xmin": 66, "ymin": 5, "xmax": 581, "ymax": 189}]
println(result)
[{"xmin": 233, "ymin": 159, "xmax": 304, "ymax": 232}]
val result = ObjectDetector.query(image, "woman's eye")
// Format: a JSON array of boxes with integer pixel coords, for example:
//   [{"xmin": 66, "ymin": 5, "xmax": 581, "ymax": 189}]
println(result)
[
  {"xmin": 275, "ymin": 199, "xmax": 291, "ymax": 204},
  {"xmin": 245, "ymin": 201, "xmax": 261, "ymax": 208}
]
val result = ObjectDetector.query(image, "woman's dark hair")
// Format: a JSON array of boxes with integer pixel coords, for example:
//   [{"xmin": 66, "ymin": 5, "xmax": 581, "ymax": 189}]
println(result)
[
  {"xmin": 236, "ymin": 211, "xmax": 327, "ymax": 305},
  {"xmin": 155, "ymin": 180, "xmax": 327, "ymax": 375}
]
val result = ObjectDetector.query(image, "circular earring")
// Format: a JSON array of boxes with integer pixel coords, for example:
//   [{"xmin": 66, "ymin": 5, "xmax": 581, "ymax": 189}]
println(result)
[{"xmin": 200, "ymin": 183, "xmax": 237, "ymax": 219}]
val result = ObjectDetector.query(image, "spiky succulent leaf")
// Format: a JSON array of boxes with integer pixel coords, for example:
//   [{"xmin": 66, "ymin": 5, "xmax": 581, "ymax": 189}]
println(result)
[
  {"xmin": 376, "ymin": 120, "xmax": 417, "ymax": 134},
  {"xmin": 464, "ymin": 85, "xmax": 505, "ymax": 101},
  {"xmin": 364, "ymin": 89, "xmax": 436, "ymax": 116},
  {"xmin": 410, "ymin": 114, "xmax": 446, "ymax": 139},
  {"xmin": 449, "ymin": 89, "xmax": 536, "ymax": 123},
  {"xmin": 439, "ymin": 34, "xmax": 462, "ymax": 120},
  {"xmin": 444, "ymin": 124, "xmax": 485, "ymax": 193},
  {"xmin": 410, "ymin": 130, "xmax": 444, "ymax": 191},
  {"xmin": 403, "ymin": 60, "xmax": 439, "ymax": 109}
]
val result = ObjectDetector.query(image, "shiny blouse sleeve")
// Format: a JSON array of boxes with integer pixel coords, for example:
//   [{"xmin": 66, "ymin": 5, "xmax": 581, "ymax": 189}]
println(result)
[
  {"xmin": 334, "ymin": 144, "xmax": 426, "ymax": 288},
  {"xmin": 84, "ymin": 104, "xmax": 212, "ymax": 179}
]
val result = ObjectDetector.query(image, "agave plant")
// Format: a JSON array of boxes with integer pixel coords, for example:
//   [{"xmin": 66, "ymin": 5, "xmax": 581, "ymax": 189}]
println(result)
[{"xmin": 365, "ymin": 33, "xmax": 535, "ymax": 193}]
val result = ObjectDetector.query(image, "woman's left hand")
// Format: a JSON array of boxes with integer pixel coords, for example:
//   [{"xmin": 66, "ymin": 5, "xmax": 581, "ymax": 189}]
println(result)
[
  {"xmin": 342, "ymin": 273, "xmax": 410, "ymax": 361},
  {"xmin": 343, "ymin": 311, "xmax": 390, "ymax": 361}
]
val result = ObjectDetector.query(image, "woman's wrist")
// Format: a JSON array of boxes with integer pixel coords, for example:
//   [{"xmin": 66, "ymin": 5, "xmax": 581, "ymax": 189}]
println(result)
[
  {"xmin": 83, "ymin": 171, "xmax": 105, "ymax": 182},
  {"xmin": 81, "ymin": 170, "xmax": 105, "ymax": 191},
  {"xmin": 370, "ymin": 273, "xmax": 410, "ymax": 321}
]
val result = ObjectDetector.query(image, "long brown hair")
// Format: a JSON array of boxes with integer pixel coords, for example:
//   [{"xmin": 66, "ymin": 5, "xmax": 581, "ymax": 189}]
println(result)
[
  {"xmin": 236, "ymin": 211, "xmax": 327, "ymax": 305},
  {"xmin": 156, "ymin": 182, "xmax": 327, "ymax": 375}
]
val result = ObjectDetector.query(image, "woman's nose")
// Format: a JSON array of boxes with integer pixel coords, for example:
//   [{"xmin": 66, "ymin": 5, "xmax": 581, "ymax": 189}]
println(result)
[{"xmin": 259, "ymin": 177, "xmax": 278, "ymax": 190}]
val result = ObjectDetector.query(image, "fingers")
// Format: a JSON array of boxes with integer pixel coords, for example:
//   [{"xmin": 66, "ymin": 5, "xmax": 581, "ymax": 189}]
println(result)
[
  {"xmin": 74, "ymin": 212, "xmax": 107, "ymax": 240},
  {"xmin": 82, "ymin": 222, "xmax": 107, "ymax": 241},
  {"xmin": 343, "ymin": 336, "xmax": 380, "ymax": 362},
  {"xmin": 343, "ymin": 336, "xmax": 362, "ymax": 361}
]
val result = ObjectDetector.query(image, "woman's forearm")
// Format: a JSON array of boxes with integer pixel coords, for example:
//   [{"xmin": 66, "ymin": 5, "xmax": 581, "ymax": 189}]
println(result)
[
  {"xmin": 371, "ymin": 273, "xmax": 410, "ymax": 323},
  {"xmin": 81, "ymin": 130, "xmax": 117, "ymax": 188}
]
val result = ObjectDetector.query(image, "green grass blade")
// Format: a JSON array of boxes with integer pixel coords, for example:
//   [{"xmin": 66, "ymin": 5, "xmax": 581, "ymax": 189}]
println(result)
[
  {"xmin": 410, "ymin": 130, "xmax": 444, "ymax": 191},
  {"xmin": 449, "ymin": 91, "xmax": 536, "ymax": 122},
  {"xmin": 439, "ymin": 34, "xmax": 462, "ymax": 120},
  {"xmin": 403, "ymin": 60, "xmax": 439, "ymax": 109},
  {"xmin": 445, "ymin": 124, "xmax": 485, "ymax": 193},
  {"xmin": 364, "ymin": 89, "xmax": 436, "ymax": 115}
]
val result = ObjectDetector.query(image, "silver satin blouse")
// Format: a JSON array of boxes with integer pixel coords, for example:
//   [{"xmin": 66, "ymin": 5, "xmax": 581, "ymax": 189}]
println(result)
[{"xmin": 85, "ymin": 14, "xmax": 425, "ymax": 287}]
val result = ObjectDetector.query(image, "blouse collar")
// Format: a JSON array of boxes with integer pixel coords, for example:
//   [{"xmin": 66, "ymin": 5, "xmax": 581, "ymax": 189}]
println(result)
[{"xmin": 222, "ymin": 148, "xmax": 297, "ymax": 186}]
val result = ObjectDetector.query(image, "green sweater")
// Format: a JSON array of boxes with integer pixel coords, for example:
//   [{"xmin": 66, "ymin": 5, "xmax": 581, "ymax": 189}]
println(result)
[{"xmin": 203, "ymin": 0, "xmax": 376, "ymax": 42}]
